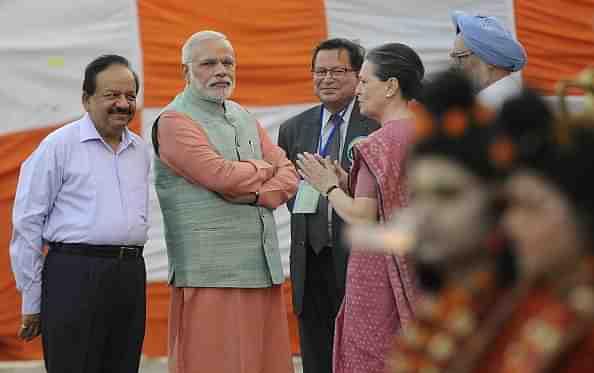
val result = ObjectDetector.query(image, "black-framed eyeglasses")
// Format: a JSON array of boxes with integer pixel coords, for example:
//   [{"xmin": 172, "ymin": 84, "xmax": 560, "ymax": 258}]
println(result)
[
  {"xmin": 312, "ymin": 67, "xmax": 356, "ymax": 78},
  {"xmin": 450, "ymin": 50, "xmax": 474, "ymax": 65}
]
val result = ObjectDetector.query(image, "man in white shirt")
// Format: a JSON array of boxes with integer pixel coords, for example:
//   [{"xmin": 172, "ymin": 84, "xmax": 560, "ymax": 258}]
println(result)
[
  {"xmin": 10, "ymin": 54, "xmax": 150, "ymax": 373},
  {"xmin": 450, "ymin": 11, "xmax": 528, "ymax": 109}
]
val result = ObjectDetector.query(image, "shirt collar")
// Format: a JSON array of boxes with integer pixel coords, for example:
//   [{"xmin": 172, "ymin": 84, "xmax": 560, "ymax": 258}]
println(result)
[
  {"xmin": 322, "ymin": 98, "xmax": 356, "ymax": 129},
  {"xmin": 79, "ymin": 112, "xmax": 137, "ymax": 148}
]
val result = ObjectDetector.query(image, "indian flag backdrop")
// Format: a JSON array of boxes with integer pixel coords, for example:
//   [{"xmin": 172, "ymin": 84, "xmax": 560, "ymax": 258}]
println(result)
[{"xmin": 1, "ymin": 0, "xmax": 593, "ymax": 359}]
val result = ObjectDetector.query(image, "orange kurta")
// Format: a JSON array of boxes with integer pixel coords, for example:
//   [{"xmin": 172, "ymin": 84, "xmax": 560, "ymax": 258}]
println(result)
[{"xmin": 168, "ymin": 287, "xmax": 293, "ymax": 373}]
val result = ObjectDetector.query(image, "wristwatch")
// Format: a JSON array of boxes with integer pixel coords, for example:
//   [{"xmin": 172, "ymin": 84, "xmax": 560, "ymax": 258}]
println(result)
[{"xmin": 325, "ymin": 185, "xmax": 339, "ymax": 197}]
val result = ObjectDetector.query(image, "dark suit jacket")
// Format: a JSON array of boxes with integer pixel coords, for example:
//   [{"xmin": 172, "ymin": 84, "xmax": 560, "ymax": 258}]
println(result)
[{"xmin": 278, "ymin": 101, "xmax": 380, "ymax": 315}]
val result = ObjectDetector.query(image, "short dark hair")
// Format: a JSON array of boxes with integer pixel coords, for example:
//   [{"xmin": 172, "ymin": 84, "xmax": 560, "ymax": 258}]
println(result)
[
  {"xmin": 366, "ymin": 43, "xmax": 425, "ymax": 101},
  {"xmin": 311, "ymin": 38, "xmax": 365, "ymax": 71},
  {"xmin": 82, "ymin": 54, "xmax": 140, "ymax": 96}
]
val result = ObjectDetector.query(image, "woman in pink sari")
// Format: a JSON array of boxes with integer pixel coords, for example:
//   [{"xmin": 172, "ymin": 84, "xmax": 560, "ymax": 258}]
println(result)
[{"xmin": 297, "ymin": 43, "xmax": 424, "ymax": 373}]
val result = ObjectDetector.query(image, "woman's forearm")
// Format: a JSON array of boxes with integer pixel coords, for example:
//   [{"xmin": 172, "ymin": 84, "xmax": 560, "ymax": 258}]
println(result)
[{"xmin": 327, "ymin": 188, "xmax": 378, "ymax": 225}]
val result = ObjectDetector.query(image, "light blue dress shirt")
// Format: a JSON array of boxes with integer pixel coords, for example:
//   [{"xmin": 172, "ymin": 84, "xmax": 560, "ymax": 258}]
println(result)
[
  {"xmin": 10, "ymin": 113, "xmax": 151, "ymax": 314},
  {"xmin": 319, "ymin": 98, "xmax": 355, "ymax": 157}
]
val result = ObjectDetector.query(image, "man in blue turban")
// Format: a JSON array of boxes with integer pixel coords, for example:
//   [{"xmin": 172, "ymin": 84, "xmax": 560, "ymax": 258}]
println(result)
[{"xmin": 450, "ymin": 11, "xmax": 527, "ymax": 109}]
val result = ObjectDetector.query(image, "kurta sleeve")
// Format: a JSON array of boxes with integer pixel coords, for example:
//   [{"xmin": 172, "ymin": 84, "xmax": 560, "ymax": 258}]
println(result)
[
  {"xmin": 157, "ymin": 111, "xmax": 275, "ymax": 195},
  {"xmin": 254, "ymin": 122, "xmax": 299, "ymax": 209}
]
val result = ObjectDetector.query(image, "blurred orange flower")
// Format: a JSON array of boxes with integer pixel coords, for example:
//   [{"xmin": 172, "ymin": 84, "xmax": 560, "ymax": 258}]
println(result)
[
  {"xmin": 489, "ymin": 137, "xmax": 516, "ymax": 169},
  {"xmin": 443, "ymin": 109, "xmax": 467, "ymax": 137},
  {"xmin": 473, "ymin": 104, "xmax": 495, "ymax": 126},
  {"xmin": 412, "ymin": 106, "xmax": 434, "ymax": 141}
]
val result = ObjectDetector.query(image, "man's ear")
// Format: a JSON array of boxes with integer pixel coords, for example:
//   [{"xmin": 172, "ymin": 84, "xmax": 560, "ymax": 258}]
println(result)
[
  {"xmin": 82, "ymin": 92, "xmax": 90, "ymax": 111},
  {"xmin": 182, "ymin": 64, "xmax": 190, "ymax": 83}
]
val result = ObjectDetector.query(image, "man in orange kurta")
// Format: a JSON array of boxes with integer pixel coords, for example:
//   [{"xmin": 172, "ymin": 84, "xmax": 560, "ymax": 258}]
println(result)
[{"xmin": 152, "ymin": 30, "xmax": 298, "ymax": 373}]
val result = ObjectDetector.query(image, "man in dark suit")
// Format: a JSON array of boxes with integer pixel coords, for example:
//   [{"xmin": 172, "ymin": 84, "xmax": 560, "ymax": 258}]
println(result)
[{"xmin": 278, "ymin": 38, "xmax": 380, "ymax": 373}]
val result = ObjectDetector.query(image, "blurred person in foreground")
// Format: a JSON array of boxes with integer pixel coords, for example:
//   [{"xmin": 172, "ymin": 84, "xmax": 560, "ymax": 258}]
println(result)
[
  {"xmin": 450, "ymin": 11, "xmax": 527, "ymax": 109},
  {"xmin": 387, "ymin": 88, "xmax": 594, "ymax": 372},
  {"xmin": 468, "ymin": 89, "xmax": 594, "ymax": 372},
  {"xmin": 151, "ymin": 30, "xmax": 298, "ymax": 373},
  {"xmin": 297, "ymin": 42, "xmax": 424, "ymax": 373}
]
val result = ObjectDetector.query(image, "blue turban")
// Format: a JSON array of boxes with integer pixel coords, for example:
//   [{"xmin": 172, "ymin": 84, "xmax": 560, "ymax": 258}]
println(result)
[{"xmin": 451, "ymin": 11, "xmax": 527, "ymax": 72}]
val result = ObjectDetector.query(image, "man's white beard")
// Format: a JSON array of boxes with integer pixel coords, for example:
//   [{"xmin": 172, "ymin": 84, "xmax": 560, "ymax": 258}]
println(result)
[{"xmin": 189, "ymin": 70, "xmax": 234, "ymax": 102}]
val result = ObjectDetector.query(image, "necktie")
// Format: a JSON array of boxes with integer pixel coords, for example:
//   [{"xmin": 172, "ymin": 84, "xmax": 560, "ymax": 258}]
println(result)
[
  {"xmin": 307, "ymin": 113, "xmax": 343, "ymax": 254},
  {"xmin": 325, "ymin": 113, "xmax": 343, "ymax": 161}
]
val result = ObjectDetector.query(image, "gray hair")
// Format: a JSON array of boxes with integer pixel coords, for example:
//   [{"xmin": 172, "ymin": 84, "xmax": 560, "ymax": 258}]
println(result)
[{"xmin": 181, "ymin": 30, "xmax": 228, "ymax": 64}]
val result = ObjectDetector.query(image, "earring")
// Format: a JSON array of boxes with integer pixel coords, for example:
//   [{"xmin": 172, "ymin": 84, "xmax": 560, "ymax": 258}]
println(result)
[{"xmin": 386, "ymin": 77, "xmax": 398, "ymax": 98}]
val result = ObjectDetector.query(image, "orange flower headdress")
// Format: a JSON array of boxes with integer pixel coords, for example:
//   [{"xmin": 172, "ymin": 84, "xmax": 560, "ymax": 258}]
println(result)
[{"xmin": 411, "ymin": 71, "xmax": 499, "ymax": 181}]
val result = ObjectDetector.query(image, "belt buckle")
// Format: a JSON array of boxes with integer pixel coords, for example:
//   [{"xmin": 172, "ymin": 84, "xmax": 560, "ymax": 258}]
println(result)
[{"xmin": 119, "ymin": 246, "xmax": 136, "ymax": 259}]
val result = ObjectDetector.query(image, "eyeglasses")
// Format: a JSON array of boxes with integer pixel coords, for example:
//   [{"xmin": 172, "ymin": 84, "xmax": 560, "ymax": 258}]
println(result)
[
  {"xmin": 312, "ymin": 67, "xmax": 356, "ymax": 79},
  {"xmin": 450, "ymin": 50, "xmax": 474, "ymax": 65}
]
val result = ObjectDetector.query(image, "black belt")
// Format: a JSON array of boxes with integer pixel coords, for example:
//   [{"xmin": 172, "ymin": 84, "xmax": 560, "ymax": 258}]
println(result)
[{"xmin": 49, "ymin": 242, "xmax": 143, "ymax": 260}]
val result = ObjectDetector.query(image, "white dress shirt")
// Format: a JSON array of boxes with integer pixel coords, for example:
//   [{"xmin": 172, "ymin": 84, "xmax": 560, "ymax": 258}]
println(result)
[{"xmin": 10, "ymin": 113, "xmax": 151, "ymax": 314}]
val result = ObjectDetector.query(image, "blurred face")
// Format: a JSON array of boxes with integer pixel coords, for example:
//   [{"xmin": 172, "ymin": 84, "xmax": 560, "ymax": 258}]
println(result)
[
  {"xmin": 355, "ymin": 60, "xmax": 391, "ymax": 121},
  {"xmin": 502, "ymin": 171, "xmax": 582, "ymax": 278},
  {"xmin": 451, "ymin": 34, "xmax": 489, "ymax": 90},
  {"xmin": 313, "ymin": 49, "xmax": 359, "ymax": 111},
  {"xmin": 185, "ymin": 38, "xmax": 236, "ymax": 101},
  {"xmin": 408, "ymin": 157, "xmax": 491, "ymax": 265},
  {"xmin": 82, "ymin": 64, "xmax": 137, "ymax": 142}
]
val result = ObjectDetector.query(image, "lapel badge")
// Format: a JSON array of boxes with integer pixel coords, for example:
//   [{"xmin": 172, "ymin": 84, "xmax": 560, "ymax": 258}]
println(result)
[{"xmin": 346, "ymin": 136, "xmax": 368, "ymax": 163}]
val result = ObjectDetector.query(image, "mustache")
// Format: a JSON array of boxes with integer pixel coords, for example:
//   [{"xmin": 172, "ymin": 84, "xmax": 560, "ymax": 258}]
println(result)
[
  {"xmin": 109, "ymin": 107, "xmax": 132, "ymax": 115},
  {"xmin": 208, "ymin": 80, "xmax": 232, "ymax": 87}
]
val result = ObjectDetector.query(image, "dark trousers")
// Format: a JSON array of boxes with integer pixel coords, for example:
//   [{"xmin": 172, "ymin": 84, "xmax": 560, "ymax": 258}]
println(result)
[
  {"xmin": 298, "ymin": 245, "xmax": 343, "ymax": 373},
  {"xmin": 41, "ymin": 250, "xmax": 146, "ymax": 373}
]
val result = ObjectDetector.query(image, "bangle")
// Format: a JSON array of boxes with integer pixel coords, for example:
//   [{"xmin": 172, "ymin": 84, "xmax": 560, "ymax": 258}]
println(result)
[
  {"xmin": 325, "ymin": 185, "xmax": 339, "ymax": 197},
  {"xmin": 251, "ymin": 191, "xmax": 260, "ymax": 206}
]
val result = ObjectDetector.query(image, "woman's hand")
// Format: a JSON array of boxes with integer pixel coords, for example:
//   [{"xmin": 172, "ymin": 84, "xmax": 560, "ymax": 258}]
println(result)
[
  {"xmin": 332, "ymin": 160, "xmax": 349, "ymax": 191},
  {"xmin": 296, "ymin": 152, "xmax": 340, "ymax": 195}
]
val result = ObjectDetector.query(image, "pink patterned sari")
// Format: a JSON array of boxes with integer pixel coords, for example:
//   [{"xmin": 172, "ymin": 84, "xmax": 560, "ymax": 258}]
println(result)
[{"xmin": 333, "ymin": 119, "xmax": 418, "ymax": 373}]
